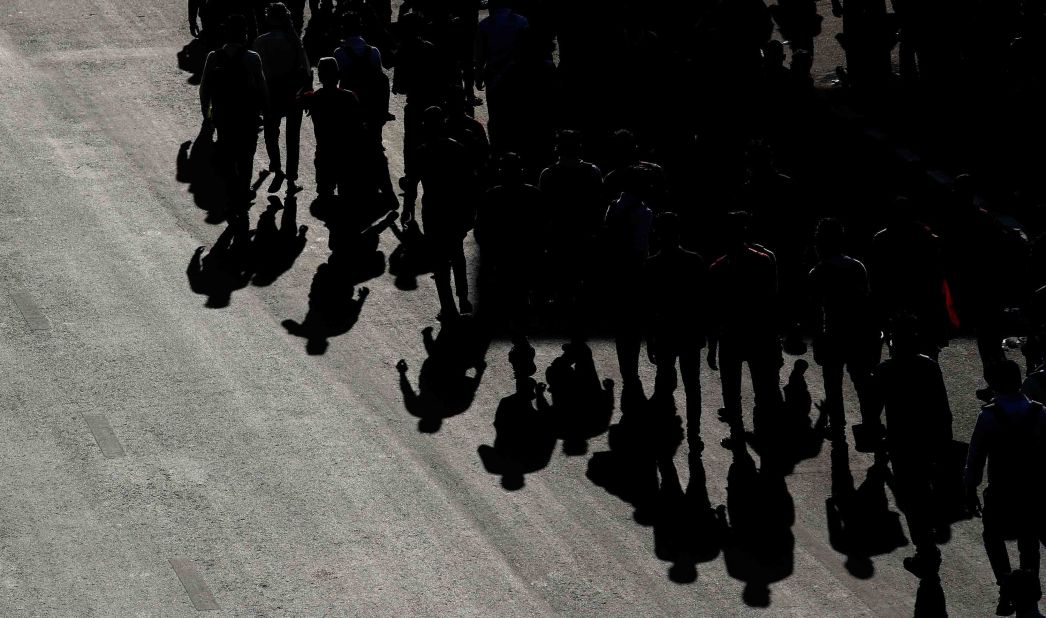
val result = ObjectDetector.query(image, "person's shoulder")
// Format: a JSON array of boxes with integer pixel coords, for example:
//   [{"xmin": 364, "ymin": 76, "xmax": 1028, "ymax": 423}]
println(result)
[{"xmin": 743, "ymin": 244, "xmax": 773, "ymax": 262}]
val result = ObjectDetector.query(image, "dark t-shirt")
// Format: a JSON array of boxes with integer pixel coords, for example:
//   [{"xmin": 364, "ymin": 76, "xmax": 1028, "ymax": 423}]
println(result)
[
  {"xmin": 709, "ymin": 245, "xmax": 778, "ymax": 339},
  {"xmin": 415, "ymin": 136, "xmax": 476, "ymax": 237},
  {"xmin": 301, "ymin": 86, "xmax": 364, "ymax": 151},
  {"xmin": 873, "ymin": 354, "xmax": 953, "ymax": 458},
  {"xmin": 539, "ymin": 158, "xmax": 604, "ymax": 244},
  {"xmin": 809, "ymin": 253, "xmax": 874, "ymax": 339},
  {"xmin": 645, "ymin": 247, "xmax": 707, "ymax": 338}
]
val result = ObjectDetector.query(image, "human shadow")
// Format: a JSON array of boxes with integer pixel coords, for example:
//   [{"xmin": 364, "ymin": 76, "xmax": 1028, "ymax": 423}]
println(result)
[
  {"xmin": 281, "ymin": 274, "xmax": 369, "ymax": 355},
  {"xmin": 588, "ymin": 397, "xmax": 724, "ymax": 582},
  {"xmin": 720, "ymin": 415, "xmax": 796, "ymax": 608},
  {"xmin": 913, "ymin": 574, "xmax": 948, "ymax": 617},
  {"xmin": 176, "ymin": 124, "xmax": 230, "ymax": 224},
  {"xmin": 928, "ymin": 439, "xmax": 974, "ymax": 544},
  {"xmin": 477, "ymin": 339, "xmax": 557, "ymax": 490},
  {"xmin": 388, "ymin": 219, "xmax": 433, "ymax": 291},
  {"xmin": 187, "ymin": 215, "xmax": 252, "ymax": 308},
  {"xmin": 251, "ymin": 195, "xmax": 308, "ymax": 287},
  {"xmin": 653, "ymin": 454, "xmax": 729, "ymax": 584},
  {"xmin": 748, "ymin": 359, "xmax": 826, "ymax": 475},
  {"xmin": 536, "ymin": 341, "xmax": 614, "ymax": 455},
  {"xmin": 176, "ymin": 36, "xmax": 208, "ymax": 85},
  {"xmin": 397, "ymin": 317, "xmax": 490, "ymax": 433},
  {"xmin": 825, "ymin": 440, "xmax": 909, "ymax": 579}
]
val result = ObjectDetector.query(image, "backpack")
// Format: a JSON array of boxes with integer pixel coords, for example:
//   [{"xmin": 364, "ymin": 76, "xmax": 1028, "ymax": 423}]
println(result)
[
  {"xmin": 336, "ymin": 44, "xmax": 390, "ymax": 122},
  {"xmin": 986, "ymin": 401, "xmax": 1044, "ymax": 490},
  {"xmin": 208, "ymin": 47, "xmax": 259, "ymax": 118}
]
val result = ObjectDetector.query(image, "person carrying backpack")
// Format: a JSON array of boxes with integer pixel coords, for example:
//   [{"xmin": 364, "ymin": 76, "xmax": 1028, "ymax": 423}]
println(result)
[
  {"xmin": 333, "ymin": 11, "xmax": 391, "ymax": 150},
  {"xmin": 300, "ymin": 57, "xmax": 366, "ymax": 198},
  {"xmin": 254, "ymin": 2, "xmax": 312, "ymax": 194},
  {"xmin": 200, "ymin": 14, "xmax": 269, "ymax": 203},
  {"xmin": 966, "ymin": 360, "xmax": 1045, "ymax": 616}
]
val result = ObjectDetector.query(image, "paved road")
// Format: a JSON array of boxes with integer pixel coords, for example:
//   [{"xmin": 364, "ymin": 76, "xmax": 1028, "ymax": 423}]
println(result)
[{"xmin": 0, "ymin": 2, "xmax": 1039, "ymax": 616}]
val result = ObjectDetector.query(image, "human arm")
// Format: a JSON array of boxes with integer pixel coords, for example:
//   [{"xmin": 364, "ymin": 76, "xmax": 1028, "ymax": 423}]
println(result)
[
  {"xmin": 198, "ymin": 51, "xmax": 215, "ymax": 120},
  {"xmin": 189, "ymin": 0, "xmax": 202, "ymax": 36},
  {"xmin": 964, "ymin": 411, "xmax": 991, "ymax": 515}
]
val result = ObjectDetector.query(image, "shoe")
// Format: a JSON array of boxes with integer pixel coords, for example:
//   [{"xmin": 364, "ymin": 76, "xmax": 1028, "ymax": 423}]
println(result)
[
  {"xmin": 459, "ymin": 298, "xmax": 474, "ymax": 315},
  {"xmin": 996, "ymin": 591, "xmax": 1016, "ymax": 616}
]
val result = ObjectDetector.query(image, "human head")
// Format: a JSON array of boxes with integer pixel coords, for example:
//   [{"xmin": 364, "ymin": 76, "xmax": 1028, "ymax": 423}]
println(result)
[
  {"xmin": 814, "ymin": 217, "xmax": 845, "ymax": 259},
  {"xmin": 888, "ymin": 314, "xmax": 920, "ymax": 356},
  {"xmin": 655, "ymin": 212, "xmax": 682, "ymax": 248},
  {"xmin": 723, "ymin": 210, "xmax": 752, "ymax": 249},
  {"xmin": 609, "ymin": 129, "xmax": 638, "ymax": 164},
  {"xmin": 986, "ymin": 360, "xmax": 1023, "ymax": 396},
  {"xmin": 422, "ymin": 105, "xmax": 447, "ymax": 137},
  {"xmin": 317, "ymin": 57, "xmax": 339, "ymax": 88},
  {"xmin": 340, "ymin": 11, "xmax": 363, "ymax": 38},
  {"xmin": 555, "ymin": 129, "xmax": 582, "ymax": 159},
  {"xmin": 266, "ymin": 2, "xmax": 293, "ymax": 30},
  {"xmin": 496, "ymin": 152, "xmax": 523, "ymax": 184},
  {"xmin": 222, "ymin": 14, "xmax": 249, "ymax": 46},
  {"xmin": 885, "ymin": 196, "xmax": 916, "ymax": 227}
]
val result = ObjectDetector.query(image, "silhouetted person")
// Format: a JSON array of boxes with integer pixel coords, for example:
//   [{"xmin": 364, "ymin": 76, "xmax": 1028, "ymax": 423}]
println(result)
[
  {"xmin": 830, "ymin": 0, "xmax": 896, "ymax": 90},
  {"xmin": 191, "ymin": 0, "xmax": 261, "ymax": 49},
  {"xmin": 444, "ymin": 89, "xmax": 491, "ymax": 187},
  {"xmin": 809, "ymin": 218, "xmax": 881, "ymax": 440},
  {"xmin": 402, "ymin": 106, "xmax": 478, "ymax": 320},
  {"xmin": 394, "ymin": 11, "xmax": 458, "ymax": 190},
  {"xmin": 603, "ymin": 130, "xmax": 668, "ymax": 213},
  {"xmin": 965, "ymin": 360, "xmax": 1045, "ymax": 616},
  {"xmin": 255, "ymin": 2, "xmax": 311, "ymax": 194},
  {"xmin": 199, "ymin": 15, "xmax": 269, "ymax": 203},
  {"xmin": 707, "ymin": 211, "xmax": 782, "ymax": 440},
  {"xmin": 538, "ymin": 130, "xmax": 604, "ymax": 319},
  {"xmin": 871, "ymin": 198, "xmax": 952, "ymax": 359},
  {"xmin": 334, "ymin": 12, "xmax": 392, "ymax": 150},
  {"xmin": 300, "ymin": 56, "xmax": 366, "ymax": 198},
  {"xmin": 603, "ymin": 172, "xmax": 655, "ymax": 409},
  {"xmin": 474, "ymin": 153, "xmax": 542, "ymax": 333},
  {"xmin": 869, "ymin": 317, "xmax": 953, "ymax": 580},
  {"xmin": 282, "ymin": 277, "xmax": 369, "ymax": 354},
  {"xmin": 644, "ymin": 212, "xmax": 707, "ymax": 450},
  {"xmin": 945, "ymin": 174, "xmax": 1031, "ymax": 400},
  {"xmin": 475, "ymin": 0, "xmax": 529, "ymax": 150}
]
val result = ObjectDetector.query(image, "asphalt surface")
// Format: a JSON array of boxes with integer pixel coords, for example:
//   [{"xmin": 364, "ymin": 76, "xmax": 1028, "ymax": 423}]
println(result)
[{"xmin": 0, "ymin": 1, "xmax": 1041, "ymax": 616}]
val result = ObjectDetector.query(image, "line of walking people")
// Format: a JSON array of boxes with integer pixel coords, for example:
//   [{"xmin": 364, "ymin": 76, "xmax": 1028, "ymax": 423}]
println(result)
[{"xmin": 185, "ymin": 1, "xmax": 1045, "ymax": 615}]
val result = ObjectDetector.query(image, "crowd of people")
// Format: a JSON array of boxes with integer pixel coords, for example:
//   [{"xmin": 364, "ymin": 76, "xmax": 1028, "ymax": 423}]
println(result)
[{"xmin": 184, "ymin": 0, "xmax": 1046, "ymax": 614}]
